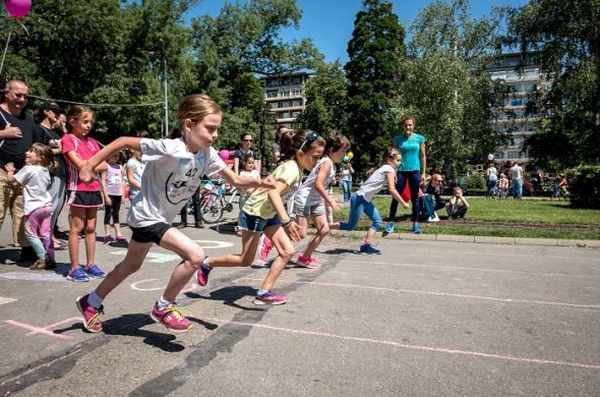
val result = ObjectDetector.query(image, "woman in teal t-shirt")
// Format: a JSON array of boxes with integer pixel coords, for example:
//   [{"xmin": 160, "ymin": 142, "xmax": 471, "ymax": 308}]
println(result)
[{"xmin": 385, "ymin": 115, "xmax": 426, "ymax": 234}]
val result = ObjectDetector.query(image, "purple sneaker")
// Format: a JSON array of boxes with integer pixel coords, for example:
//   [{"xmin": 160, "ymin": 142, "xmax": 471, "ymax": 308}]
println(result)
[
  {"xmin": 76, "ymin": 294, "xmax": 103, "ymax": 333},
  {"xmin": 253, "ymin": 290, "xmax": 287, "ymax": 306},
  {"xmin": 196, "ymin": 260, "xmax": 212, "ymax": 287},
  {"xmin": 84, "ymin": 264, "xmax": 106, "ymax": 279},
  {"xmin": 67, "ymin": 267, "xmax": 90, "ymax": 282}
]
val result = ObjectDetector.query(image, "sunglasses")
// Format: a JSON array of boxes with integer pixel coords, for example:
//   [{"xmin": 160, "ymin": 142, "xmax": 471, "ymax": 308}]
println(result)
[
  {"xmin": 243, "ymin": 139, "xmax": 253, "ymax": 142},
  {"xmin": 14, "ymin": 93, "xmax": 29, "ymax": 99},
  {"xmin": 299, "ymin": 131, "xmax": 319, "ymax": 151}
]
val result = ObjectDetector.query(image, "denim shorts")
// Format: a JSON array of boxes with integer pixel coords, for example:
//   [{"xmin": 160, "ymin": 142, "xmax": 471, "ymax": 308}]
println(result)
[{"xmin": 238, "ymin": 211, "xmax": 281, "ymax": 232}]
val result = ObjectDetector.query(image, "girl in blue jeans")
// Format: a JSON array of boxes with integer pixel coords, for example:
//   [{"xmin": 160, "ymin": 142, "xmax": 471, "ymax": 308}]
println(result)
[{"xmin": 330, "ymin": 147, "xmax": 408, "ymax": 254}]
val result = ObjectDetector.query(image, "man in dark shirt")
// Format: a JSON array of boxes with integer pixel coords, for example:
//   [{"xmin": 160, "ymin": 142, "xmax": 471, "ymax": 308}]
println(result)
[{"xmin": 0, "ymin": 79, "xmax": 44, "ymax": 259}]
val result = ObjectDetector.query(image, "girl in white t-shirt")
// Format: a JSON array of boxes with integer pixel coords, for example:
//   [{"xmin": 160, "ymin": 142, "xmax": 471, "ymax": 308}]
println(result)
[
  {"xmin": 4, "ymin": 143, "xmax": 56, "ymax": 269},
  {"xmin": 292, "ymin": 131, "xmax": 349, "ymax": 269},
  {"xmin": 330, "ymin": 147, "xmax": 409, "ymax": 254},
  {"xmin": 101, "ymin": 152, "xmax": 126, "ymax": 244},
  {"xmin": 75, "ymin": 94, "xmax": 274, "ymax": 333}
]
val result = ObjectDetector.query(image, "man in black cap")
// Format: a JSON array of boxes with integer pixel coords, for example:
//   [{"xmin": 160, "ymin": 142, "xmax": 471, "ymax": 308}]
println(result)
[{"xmin": 0, "ymin": 79, "xmax": 45, "ymax": 262}]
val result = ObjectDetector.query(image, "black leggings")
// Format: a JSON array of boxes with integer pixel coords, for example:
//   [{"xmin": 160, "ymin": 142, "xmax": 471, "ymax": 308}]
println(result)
[{"xmin": 104, "ymin": 195, "xmax": 122, "ymax": 225}]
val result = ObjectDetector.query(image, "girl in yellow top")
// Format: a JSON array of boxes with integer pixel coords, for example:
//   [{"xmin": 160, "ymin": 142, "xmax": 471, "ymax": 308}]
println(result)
[{"xmin": 197, "ymin": 129, "xmax": 325, "ymax": 305}]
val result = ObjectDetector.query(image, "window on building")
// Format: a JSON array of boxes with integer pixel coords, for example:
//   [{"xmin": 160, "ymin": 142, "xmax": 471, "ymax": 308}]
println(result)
[{"xmin": 266, "ymin": 90, "xmax": 277, "ymax": 98}]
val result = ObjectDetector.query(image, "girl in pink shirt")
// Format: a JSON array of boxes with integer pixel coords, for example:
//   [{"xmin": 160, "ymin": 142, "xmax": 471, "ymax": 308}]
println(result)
[{"xmin": 61, "ymin": 105, "xmax": 108, "ymax": 282}]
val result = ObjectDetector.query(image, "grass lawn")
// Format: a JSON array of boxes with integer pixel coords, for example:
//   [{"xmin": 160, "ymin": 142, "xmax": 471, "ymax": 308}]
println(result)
[{"xmin": 332, "ymin": 196, "xmax": 600, "ymax": 240}]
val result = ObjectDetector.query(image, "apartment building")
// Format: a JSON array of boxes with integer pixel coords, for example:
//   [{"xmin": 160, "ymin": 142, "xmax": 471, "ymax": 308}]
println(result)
[
  {"xmin": 260, "ymin": 72, "xmax": 313, "ymax": 128},
  {"xmin": 487, "ymin": 52, "xmax": 549, "ymax": 165}
]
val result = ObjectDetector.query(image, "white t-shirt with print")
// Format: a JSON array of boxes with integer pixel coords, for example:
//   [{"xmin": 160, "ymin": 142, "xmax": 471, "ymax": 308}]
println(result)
[
  {"xmin": 14, "ymin": 165, "xmax": 52, "ymax": 215},
  {"xmin": 128, "ymin": 138, "xmax": 226, "ymax": 228},
  {"xmin": 356, "ymin": 164, "xmax": 395, "ymax": 202},
  {"xmin": 294, "ymin": 157, "xmax": 335, "ymax": 208}
]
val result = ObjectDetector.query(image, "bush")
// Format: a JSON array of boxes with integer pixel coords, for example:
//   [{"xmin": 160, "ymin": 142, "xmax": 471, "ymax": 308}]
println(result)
[
  {"xmin": 566, "ymin": 165, "xmax": 600, "ymax": 208},
  {"xmin": 464, "ymin": 173, "xmax": 485, "ymax": 190}
]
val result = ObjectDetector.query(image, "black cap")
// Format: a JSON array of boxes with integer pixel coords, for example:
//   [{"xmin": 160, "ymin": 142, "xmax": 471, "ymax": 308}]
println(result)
[{"xmin": 40, "ymin": 102, "xmax": 63, "ymax": 114}]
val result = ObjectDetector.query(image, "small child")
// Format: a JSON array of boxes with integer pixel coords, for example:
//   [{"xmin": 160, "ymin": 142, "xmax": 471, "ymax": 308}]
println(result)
[
  {"xmin": 292, "ymin": 131, "xmax": 349, "ymax": 268},
  {"xmin": 62, "ymin": 105, "xmax": 108, "ymax": 282},
  {"xmin": 446, "ymin": 186, "xmax": 470, "ymax": 219},
  {"xmin": 4, "ymin": 143, "xmax": 56, "ymax": 269},
  {"xmin": 101, "ymin": 152, "xmax": 126, "ymax": 244},
  {"xmin": 330, "ymin": 147, "xmax": 409, "ymax": 254},
  {"xmin": 497, "ymin": 173, "xmax": 508, "ymax": 199},
  {"xmin": 238, "ymin": 153, "xmax": 261, "ymax": 208},
  {"xmin": 196, "ymin": 130, "xmax": 325, "ymax": 305},
  {"xmin": 126, "ymin": 147, "xmax": 145, "ymax": 203}
]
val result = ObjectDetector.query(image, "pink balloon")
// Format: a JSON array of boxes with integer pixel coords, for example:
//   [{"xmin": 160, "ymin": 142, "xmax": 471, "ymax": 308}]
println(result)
[
  {"xmin": 219, "ymin": 150, "xmax": 230, "ymax": 161},
  {"xmin": 3, "ymin": 0, "xmax": 31, "ymax": 18}
]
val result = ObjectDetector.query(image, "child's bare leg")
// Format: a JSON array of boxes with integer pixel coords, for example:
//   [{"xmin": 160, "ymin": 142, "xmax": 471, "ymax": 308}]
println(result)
[
  {"xmin": 208, "ymin": 231, "xmax": 261, "ymax": 267},
  {"xmin": 84, "ymin": 208, "xmax": 97, "ymax": 265},
  {"xmin": 303, "ymin": 214, "xmax": 329, "ymax": 258},
  {"xmin": 260, "ymin": 226, "xmax": 294, "ymax": 291},
  {"xmin": 68, "ymin": 207, "xmax": 84, "ymax": 272}
]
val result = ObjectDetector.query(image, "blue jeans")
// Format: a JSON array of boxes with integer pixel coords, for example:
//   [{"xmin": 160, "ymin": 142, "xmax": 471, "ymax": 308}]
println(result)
[
  {"xmin": 388, "ymin": 170, "xmax": 420, "ymax": 223},
  {"xmin": 512, "ymin": 179, "xmax": 523, "ymax": 199},
  {"xmin": 342, "ymin": 180, "xmax": 352, "ymax": 202},
  {"xmin": 340, "ymin": 193, "xmax": 382, "ymax": 231}
]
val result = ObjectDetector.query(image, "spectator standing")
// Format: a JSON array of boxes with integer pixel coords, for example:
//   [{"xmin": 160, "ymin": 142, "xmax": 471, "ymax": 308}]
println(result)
[
  {"xmin": 385, "ymin": 115, "xmax": 426, "ymax": 235},
  {"xmin": 37, "ymin": 102, "xmax": 68, "ymax": 250},
  {"xmin": 233, "ymin": 133, "xmax": 255, "ymax": 174},
  {"xmin": 339, "ymin": 161, "xmax": 354, "ymax": 202},
  {"xmin": 497, "ymin": 173, "xmax": 508, "ymax": 199},
  {"xmin": 485, "ymin": 163, "xmax": 498, "ymax": 199},
  {"xmin": 510, "ymin": 161, "xmax": 524, "ymax": 199},
  {"xmin": 101, "ymin": 152, "xmax": 127, "ymax": 244},
  {"xmin": 271, "ymin": 126, "xmax": 289, "ymax": 167},
  {"xmin": 0, "ymin": 79, "xmax": 44, "ymax": 262}
]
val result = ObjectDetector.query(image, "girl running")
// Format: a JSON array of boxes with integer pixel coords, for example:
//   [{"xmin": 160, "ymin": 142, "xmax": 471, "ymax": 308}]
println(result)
[
  {"xmin": 196, "ymin": 129, "xmax": 325, "ymax": 305},
  {"xmin": 4, "ymin": 143, "xmax": 56, "ymax": 269},
  {"xmin": 62, "ymin": 105, "xmax": 108, "ymax": 282},
  {"xmin": 331, "ymin": 147, "xmax": 409, "ymax": 254},
  {"xmin": 292, "ymin": 131, "xmax": 349, "ymax": 269},
  {"xmin": 75, "ymin": 94, "xmax": 274, "ymax": 333}
]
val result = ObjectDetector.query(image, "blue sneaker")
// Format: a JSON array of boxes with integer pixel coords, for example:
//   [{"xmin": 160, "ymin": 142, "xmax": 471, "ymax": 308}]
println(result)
[
  {"xmin": 359, "ymin": 243, "xmax": 381, "ymax": 255},
  {"xmin": 67, "ymin": 267, "xmax": 90, "ymax": 282},
  {"xmin": 382, "ymin": 222, "xmax": 394, "ymax": 237},
  {"xmin": 412, "ymin": 223, "xmax": 421, "ymax": 234},
  {"xmin": 84, "ymin": 264, "xmax": 106, "ymax": 279}
]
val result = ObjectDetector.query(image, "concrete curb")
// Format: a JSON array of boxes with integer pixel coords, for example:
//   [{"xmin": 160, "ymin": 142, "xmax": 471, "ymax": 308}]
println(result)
[{"xmin": 324, "ymin": 229, "xmax": 600, "ymax": 248}]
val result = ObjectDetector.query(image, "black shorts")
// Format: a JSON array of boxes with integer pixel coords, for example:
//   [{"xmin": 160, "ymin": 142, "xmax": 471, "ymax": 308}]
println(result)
[
  {"xmin": 68, "ymin": 191, "xmax": 103, "ymax": 208},
  {"xmin": 130, "ymin": 222, "xmax": 172, "ymax": 244}
]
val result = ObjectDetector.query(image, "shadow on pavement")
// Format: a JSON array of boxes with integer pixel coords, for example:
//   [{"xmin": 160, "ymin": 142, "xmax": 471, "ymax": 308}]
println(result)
[{"xmin": 186, "ymin": 285, "xmax": 263, "ymax": 312}]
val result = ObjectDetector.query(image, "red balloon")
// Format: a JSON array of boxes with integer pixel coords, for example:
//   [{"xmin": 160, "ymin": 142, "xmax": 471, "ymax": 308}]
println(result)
[
  {"xmin": 3, "ymin": 0, "xmax": 32, "ymax": 18},
  {"xmin": 401, "ymin": 183, "xmax": 411, "ymax": 202},
  {"xmin": 218, "ymin": 149, "xmax": 230, "ymax": 161}
]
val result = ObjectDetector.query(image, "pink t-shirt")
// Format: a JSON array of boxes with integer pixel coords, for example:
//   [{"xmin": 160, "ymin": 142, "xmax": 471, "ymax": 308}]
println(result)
[{"xmin": 62, "ymin": 133, "xmax": 101, "ymax": 192}]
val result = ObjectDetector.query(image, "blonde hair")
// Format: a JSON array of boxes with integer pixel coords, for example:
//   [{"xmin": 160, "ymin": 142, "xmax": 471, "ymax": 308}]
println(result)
[{"xmin": 176, "ymin": 94, "xmax": 222, "ymax": 124}]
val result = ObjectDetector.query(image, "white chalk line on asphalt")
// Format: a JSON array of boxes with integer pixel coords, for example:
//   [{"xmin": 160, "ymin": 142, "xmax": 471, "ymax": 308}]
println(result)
[
  {"xmin": 337, "ymin": 260, "xmax": 600, "ymax": 279},
  {"xmin": 203, "ymin": 316, "xmax": 600, "ymax": 370},
  {"xmin": 400, "ymin": 249, "xmax": 596, "ymax": 263},
  {"xmin": 240, "ymin": 277, "xmax": 600, "ymax": 310}
]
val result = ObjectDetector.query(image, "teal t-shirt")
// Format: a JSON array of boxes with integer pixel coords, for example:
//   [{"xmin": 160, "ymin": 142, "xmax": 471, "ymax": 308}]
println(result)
[{"xmin": 393, "ymin": 133, "xmax": 425, "ymax": 172}]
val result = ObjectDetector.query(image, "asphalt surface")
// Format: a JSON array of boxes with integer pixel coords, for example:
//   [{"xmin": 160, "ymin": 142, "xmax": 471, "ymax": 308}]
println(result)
[{"xmin": 1, "ymin": 205, "xmax": 599, "ymax": 396}]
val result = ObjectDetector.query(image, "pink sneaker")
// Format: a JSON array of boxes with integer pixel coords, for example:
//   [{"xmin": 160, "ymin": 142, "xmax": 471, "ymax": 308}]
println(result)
[
  {"xmin": 150, "ymin": 303, "xmax": 192, "ymax": 333},
  {"xmin": 297, "ymin": 255, "xmax": 321, "ymax": 269},
  {"xmin": 196, "ymin": 261, "xmax": 212, "ymax": 287},
  {"xmin": 259, "ymin": 236, "xmax": 273, "ymax": 261},
  {"xmin": 103, "ymin": 235, "xmax": 114, "ymax": 244},
  {"xmin": 116, "ymin": 235, "xmax": 128, "ymax": 243},
  {"xmin": 75, "ymin": 294, "xmax": 103, "ymax": 333},
  {"xmin": 253, "ymin": 290, "xmax": 287, "ymax": 306}
]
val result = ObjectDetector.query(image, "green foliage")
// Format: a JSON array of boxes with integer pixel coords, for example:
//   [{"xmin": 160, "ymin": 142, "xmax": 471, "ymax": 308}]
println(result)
[
  {"xmin": 566, "ymin": 165, "xmax": 600, "ymax": 209},
  {"xmin": 510, "ymin": 0, "xmax": 600, "ymax": 170},
  {"xmin": 464, "ymin": 172, "xmax": 485, "ymax": 189},
  {"xmin": 344, "ymin": 0, "xmax": 405, "ymax": 170}
]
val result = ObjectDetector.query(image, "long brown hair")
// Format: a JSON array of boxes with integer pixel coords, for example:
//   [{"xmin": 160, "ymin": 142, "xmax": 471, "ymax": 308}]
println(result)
[{"xmin": 279, "ymin": 129, "xmax": 326, "ymax": 161}]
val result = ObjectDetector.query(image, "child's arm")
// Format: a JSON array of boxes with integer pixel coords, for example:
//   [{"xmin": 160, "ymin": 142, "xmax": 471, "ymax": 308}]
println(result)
[
  {"xmin": 314, "ymin": 161, "xmax": 341, "ymax": 212},
  {"xmin": 3, "ymin": 163, "xmax": 17, "ymax": 184},
  {"xmin": 460, "ymin": 194, "xmax": 470, "ymax": 208},
  {"xmin": 220, "ymin": 166, "xmax": 275, "ymax": 190},
  {"xmin": 267, "ymin": 181, "xmax": 301, "ymax": 242},
  {"xmin": 80, "ymin": 137, "xmax": 141, "ymax": 183},
  {"xmin": 385, "ymin": 171, "xmax": 410, "ymax": 208}
]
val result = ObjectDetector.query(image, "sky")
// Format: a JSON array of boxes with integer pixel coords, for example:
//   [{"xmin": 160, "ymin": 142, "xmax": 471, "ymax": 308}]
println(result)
[{"xmin": 186, "ymin": 0, "xmax": 528, "ymax": 63}]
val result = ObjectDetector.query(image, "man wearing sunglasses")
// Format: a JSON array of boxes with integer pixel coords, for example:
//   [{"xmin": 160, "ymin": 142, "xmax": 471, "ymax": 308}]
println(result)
[{"xmin": 0, "ymin": 79, "xmax": 45, "ymax": 262}]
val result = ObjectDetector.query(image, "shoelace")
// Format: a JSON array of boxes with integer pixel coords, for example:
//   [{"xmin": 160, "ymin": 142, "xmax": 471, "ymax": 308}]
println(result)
[{"xmin": 162, "ymin": 305, "xmax": 192, "ymax": 320}]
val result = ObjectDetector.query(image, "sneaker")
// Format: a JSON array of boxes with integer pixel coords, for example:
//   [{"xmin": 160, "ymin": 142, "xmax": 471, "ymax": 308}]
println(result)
[
  {"xmin": 297, "ymin": 255, "xmax": 321, "ymax": 269},
  {"xmin": 150, "ymin": 303, "xmax": 192, "ymax": 333},
  {"xmin": 76, "ymin": 294, "xmax": 103, "ymax": 333},
  {"xmin": 253, "ymin": 290, "xmax": 287, "ymax": 306},
  {"xmin": 259, "ymin": 235, "xmax": 273, "ymax": 261},
  {"xmin": 67, "ymin": 267, "xmax": 90, "ymax": 282},
  {"xmin": 84, "ymin": 264, "xmax": 106, "ymax": 279},
  {"xmin": 359, "ymin": 243, "xmax": 381, "ymax": 255},
  {"xmin": 428, "ymin": 213, "xmax": 440, "ymax": 222},
  {"xmin": 29, "ymin": 258, "xmax": 48, "ymax": 270},
  {"xmin": 382, "ymin": 222, "xmax": 394, "ymax": 237},
  {"xmin": 116, "ymin": 235, "xmax": 128, "ymax": 243},
  {"xmin": 196, "ymin": 259, "xmax": 212, "ymax": 287},
  {"xmin": 103, "ymin": 235, "xmax": 114, "ymax": 244},
  {"xmin": 412, "ymin": 223, "xmax": 421, "ymax": 234}
]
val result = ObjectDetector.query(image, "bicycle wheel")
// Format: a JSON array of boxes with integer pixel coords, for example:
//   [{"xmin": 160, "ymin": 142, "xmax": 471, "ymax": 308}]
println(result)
[{"xmin": 200, "ymin": 192, "xmax": 225, "ymax": 224}]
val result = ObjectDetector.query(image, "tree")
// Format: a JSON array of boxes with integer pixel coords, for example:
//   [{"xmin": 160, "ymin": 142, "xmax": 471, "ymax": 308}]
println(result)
[
  {"xmin": 344, "ymin": 0, "xmax": 405, "ymax": 170},
  {"xmin": 509, "ymin": 0, "xmax": 600, "ymax": 170},
  {"xmin": 390, "ymin": 0, "xmax": 509, "ymax": 175},
  {"xmin": 294, "ymin": 61, "xmax": 348, "ymax": 133}
]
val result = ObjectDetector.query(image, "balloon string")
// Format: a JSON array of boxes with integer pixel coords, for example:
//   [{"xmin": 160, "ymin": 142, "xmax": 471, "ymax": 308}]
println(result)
[{"xmin": 0, "ymin": 30, "xmax": 12, "ymax": 78}]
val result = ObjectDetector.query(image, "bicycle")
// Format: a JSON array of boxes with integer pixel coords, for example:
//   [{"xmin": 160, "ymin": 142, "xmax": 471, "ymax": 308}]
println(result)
[{"xmin": 199, "ymin": 178, "xmax": 239, "ymax": 224}]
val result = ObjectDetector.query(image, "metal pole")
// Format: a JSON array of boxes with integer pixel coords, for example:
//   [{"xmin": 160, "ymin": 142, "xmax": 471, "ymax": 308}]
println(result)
[
  {"xmin": 0, "ymin": 31, "xmax": 12, "ymax": 78},
  {"xmin": 163, "ymin": 58, "xmax": 168, "ymax": 138}
]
